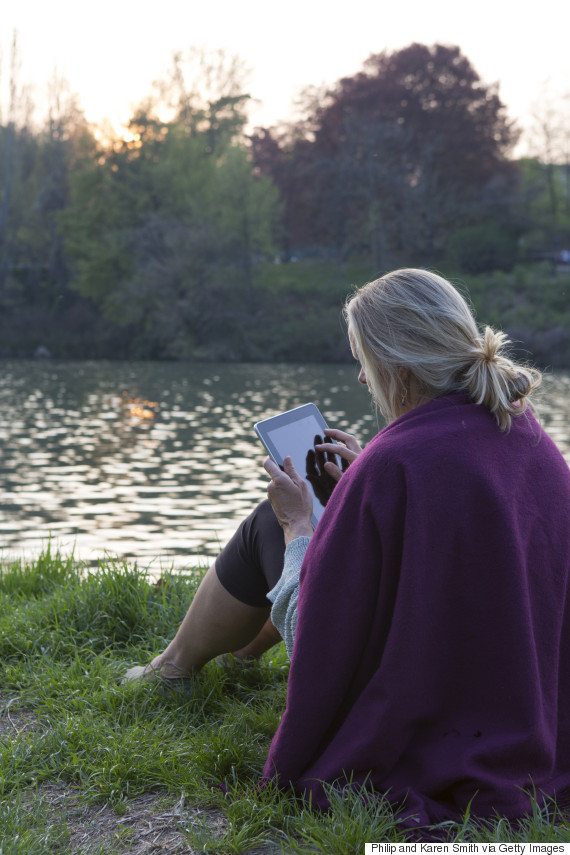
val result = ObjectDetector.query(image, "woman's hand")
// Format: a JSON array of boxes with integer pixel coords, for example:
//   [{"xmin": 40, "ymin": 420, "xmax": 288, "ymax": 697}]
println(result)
[
  {"xmin": 305, "ymin": 435, "xmax": 339, "ymax": 506},
  {"xmin": 264, "ymin": 456, "xmax": 314, "ymax": 544},
  {"xmin": 314, "ymin": 428, "xmax": 363, "ymax": 482}
]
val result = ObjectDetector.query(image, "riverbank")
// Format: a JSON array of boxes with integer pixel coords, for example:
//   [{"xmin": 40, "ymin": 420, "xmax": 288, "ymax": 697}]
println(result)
[
  {"xmin": 2, "ymin": 546, "xmax": 570, "ymax": 852},
  {"xmin": 1, "ymin": 262, "xmax": 569, "ymax": 367}
]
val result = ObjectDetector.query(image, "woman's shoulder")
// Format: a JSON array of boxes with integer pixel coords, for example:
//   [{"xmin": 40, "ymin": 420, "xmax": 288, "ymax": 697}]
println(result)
[
  {"xmin": 363, "ymin": 392, "xmax": 567, "ymax": 490},
  {"xmin": 366, "ymin": 393, "xmax": 479, "ymax": 458}
]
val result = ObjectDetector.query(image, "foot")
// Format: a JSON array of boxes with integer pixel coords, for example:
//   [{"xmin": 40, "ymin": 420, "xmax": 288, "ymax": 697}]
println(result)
[{"xmin": 122, "ymin": 659, "xmax": 192, "ymax": 694}]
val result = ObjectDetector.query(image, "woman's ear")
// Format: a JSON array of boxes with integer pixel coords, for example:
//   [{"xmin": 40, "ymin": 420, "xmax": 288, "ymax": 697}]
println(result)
[{"xmin": 397, "ymin": 365, "xmax": 410, "ymax": 385}]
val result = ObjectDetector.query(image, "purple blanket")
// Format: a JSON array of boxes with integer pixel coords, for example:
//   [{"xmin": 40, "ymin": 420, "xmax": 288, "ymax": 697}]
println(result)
[{"xmin": 263, "ymin": 393, "xmax": 570, "ymax": 825}]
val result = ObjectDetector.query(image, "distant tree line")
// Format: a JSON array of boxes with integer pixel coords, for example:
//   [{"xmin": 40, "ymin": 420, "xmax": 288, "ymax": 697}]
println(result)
[{"xmin": 0, "ymin": 39, "xmax": 569, "ymax": 363}]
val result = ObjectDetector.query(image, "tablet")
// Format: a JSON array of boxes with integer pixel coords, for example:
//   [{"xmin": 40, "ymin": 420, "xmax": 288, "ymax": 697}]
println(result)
[{"xmin": 254, "ymin": 403, "xmax": 340, "ymax": 527}]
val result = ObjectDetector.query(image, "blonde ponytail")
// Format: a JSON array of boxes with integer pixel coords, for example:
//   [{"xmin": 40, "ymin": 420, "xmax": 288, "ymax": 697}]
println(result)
[
  {"xmin": 345, "ymin": 269, "xmax": 542, "ymax": 431},
  {"xmin": 463, "ymin": 327, "xmax": 541, "ymax": 431}
]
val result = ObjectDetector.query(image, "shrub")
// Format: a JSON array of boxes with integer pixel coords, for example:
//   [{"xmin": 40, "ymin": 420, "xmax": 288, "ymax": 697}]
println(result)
[{"xmin": 445, "ymin": 224, "xmax": 519, "ymax": 273}]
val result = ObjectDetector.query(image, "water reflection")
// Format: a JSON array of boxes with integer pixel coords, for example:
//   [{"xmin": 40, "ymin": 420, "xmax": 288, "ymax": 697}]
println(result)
[
  {"xmin": 538, "ymin": 373, "xmax": 570, "ymax": 454},
  {"xmin": 0, "ymin": 361, "xmax": 567, "ymax": 570},
  {"xmin": 0, "ymin": 361, "xmax": 376, "ymax": 569}
]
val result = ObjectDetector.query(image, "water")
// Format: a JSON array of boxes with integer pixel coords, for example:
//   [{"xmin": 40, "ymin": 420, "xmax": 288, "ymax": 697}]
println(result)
[{"xmin": 0, "ymin": 360, "xmax": 568, "ymax": 571}]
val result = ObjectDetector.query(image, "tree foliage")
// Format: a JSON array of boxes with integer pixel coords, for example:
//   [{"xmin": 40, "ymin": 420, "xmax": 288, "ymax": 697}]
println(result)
[
  {"xmin": 252, "ymin": 43, "xmax": 519, "ymax": 266},
  {"xmin": 517, "ymin": 89, "xmax": 570, "ymax": 255},
  {"xmin": 0, "ymin": 39, "xmax": 568, "ymax": 363},
  {"xmin": 59, "ymin": 55, "xmax": 281, "ymax": 359},
  {"xmin": 0, "ymin": 32, "xmax": 95, "ymax": 354}
]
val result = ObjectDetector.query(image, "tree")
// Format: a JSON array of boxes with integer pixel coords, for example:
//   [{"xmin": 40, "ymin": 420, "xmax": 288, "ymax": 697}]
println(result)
[
  {"xmin": 0, "ymin": 36, "xmax": 89, "ymax": 300},
  {"xmin": 60, "ymin": 76, "xmax": 281, "ymax": 358},
  {"xmin": 522, "ymin": 86, "xmax": 570, "ymax": 254},
  {"xmin": 0, "ymin": 30, "xmax": 32, "ymax": 292},
  {"xmin": 253, "ymin": 43, "xmax": 519, "ymax": 266},
  {"xmin": 152, "ymin": 48, "xmax": 252, "ymax": 152}
]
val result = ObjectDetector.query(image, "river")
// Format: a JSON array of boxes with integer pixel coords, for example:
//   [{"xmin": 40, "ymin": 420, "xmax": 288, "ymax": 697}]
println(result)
[{"xmin": 0, "ymin": 360, "xmax": 568, "ymax": 570}]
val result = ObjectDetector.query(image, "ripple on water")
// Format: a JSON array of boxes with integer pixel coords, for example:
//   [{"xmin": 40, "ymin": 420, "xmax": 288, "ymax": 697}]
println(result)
[{"xmin": 0, "ymin": 360, "xmax": 567, "ymax": 569}]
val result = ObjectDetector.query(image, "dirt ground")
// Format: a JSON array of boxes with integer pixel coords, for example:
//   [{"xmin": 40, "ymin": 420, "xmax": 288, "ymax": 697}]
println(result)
[{"xmin": 0, "ymin": 700, "xmax": 283, "ymax": 854}]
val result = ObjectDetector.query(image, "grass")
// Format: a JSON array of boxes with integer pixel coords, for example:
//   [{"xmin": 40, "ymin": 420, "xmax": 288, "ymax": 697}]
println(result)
[{"xmin": 2, "ymin": 546, "xmax": 570, "ymax": 854}]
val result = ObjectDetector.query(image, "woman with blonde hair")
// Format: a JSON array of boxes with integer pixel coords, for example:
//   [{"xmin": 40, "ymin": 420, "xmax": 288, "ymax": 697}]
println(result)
[{"xmin": 126, "ymin": 269, "xmax": 570, "ymax": 827}]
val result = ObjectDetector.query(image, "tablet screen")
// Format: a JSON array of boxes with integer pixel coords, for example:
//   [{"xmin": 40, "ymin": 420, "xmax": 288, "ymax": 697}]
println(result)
[{"xmin": 254, "ymin": 403, "xmax": 339, "ymax": 526}]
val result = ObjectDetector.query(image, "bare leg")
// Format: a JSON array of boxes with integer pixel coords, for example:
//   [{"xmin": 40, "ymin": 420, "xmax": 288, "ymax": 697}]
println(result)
[
  {"xmin": 123, "ymin": 499, "xmax": 286, "ymax": 685},
  {"xmin": 146, "ymin": 562, "xmax": 271, "ymax": 677},
  {"xmin": 231, "ymin": 617, "xmax": 282, "ymax": 660}
]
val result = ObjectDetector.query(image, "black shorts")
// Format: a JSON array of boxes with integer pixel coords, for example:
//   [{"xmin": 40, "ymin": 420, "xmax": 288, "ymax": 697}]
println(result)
[{"xmin": 215, "ymin": 500, "xmax": 285, "ymax": 607}]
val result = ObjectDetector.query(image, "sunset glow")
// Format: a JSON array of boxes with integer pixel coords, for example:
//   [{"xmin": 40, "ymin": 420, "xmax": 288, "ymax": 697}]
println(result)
[{"xmin": 1, "ymin": 0, "xmax": 568, "ymax": 150}]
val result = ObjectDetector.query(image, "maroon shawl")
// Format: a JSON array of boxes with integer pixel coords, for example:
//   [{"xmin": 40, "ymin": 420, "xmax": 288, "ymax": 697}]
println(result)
[{"xmin": 263, "ymin": 393, "xmax": 570, "ymax": 825}]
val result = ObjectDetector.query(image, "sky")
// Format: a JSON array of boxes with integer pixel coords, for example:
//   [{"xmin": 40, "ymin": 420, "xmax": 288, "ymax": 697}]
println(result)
[{"xmin": 1, "ymin": 0, "xmax": 569, "ymax": 151}]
